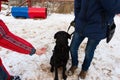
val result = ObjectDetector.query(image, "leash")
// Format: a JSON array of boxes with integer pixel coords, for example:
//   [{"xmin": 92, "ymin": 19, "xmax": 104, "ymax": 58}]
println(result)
[{"xmin": 67, "ymin": 20, "xmax": 75, "ymax": 36}]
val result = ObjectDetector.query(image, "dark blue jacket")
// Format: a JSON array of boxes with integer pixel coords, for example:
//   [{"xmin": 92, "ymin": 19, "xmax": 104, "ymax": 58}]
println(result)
[{"xmin": 74, "ymin": 0, "xmax": 120, "ymax": 40}]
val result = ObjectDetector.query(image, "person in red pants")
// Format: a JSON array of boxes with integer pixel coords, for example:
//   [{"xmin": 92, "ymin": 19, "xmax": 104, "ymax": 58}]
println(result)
[{"xmin": 0, "ymin": 19, "xmax": 46, "ymax": 80}]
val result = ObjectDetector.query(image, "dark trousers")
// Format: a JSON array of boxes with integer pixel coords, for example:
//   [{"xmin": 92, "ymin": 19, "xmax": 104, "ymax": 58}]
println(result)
[
  {"xmin": 0, "ymin": 58, "xmax": 11, "ymax": 80},
  {"xmin": 70, "ymin": 32, "xmax": 100, "ymax": 71}
]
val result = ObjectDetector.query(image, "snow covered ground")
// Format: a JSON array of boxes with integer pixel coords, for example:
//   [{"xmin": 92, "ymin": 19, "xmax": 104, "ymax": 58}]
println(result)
[{"xmin": 0, "ymin": 6, "xmax": 120, "ymax": 80}]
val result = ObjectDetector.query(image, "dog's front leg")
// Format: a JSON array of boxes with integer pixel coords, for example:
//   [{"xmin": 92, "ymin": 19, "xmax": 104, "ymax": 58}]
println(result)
[
  {"xmin": 62, "ymin": 65, "xmax": 67, "ymax": 80},
  {"xmin": 54, "ymin": 66, "xmax": 58, "ymax": 80},
  {"xmin": 50, "ymin": 56, "xmax": 54, "ymax": 72},
  {"xmin": 50, "ymin": 66, "xmax": 54, "ymax": 72}
]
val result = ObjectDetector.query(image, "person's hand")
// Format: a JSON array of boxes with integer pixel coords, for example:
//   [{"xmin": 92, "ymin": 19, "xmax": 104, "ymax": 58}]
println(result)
[{"xmin": 35, "ymin": 47, "xmax": 47, "ymax": 55}]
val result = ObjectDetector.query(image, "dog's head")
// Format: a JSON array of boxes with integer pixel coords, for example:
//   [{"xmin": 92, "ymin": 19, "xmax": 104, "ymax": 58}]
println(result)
[{"xmin": 54, "ymin": 31, "xmax": 71, "ymax": 45}]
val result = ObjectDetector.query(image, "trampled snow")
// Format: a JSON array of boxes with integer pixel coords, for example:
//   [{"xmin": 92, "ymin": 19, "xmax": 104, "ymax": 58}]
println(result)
[{"xmin": 0, "ymin": 6, "xmax": 120, "ymax": 80}]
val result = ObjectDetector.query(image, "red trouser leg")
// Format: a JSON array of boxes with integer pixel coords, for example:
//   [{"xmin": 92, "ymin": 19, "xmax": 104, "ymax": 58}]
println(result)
[{"xmin": 0, "ymin": 58, "xmax": 11, "ymax": 80}]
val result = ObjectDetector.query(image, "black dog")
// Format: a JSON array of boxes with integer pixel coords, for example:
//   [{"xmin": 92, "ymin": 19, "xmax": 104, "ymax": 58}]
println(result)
[{"xmin": 50, "ymin": 31, "xmax": 71, "ymax": 80}]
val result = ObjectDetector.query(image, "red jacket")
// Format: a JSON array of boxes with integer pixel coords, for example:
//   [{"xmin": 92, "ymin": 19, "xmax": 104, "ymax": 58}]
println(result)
[{"xmin": 0, "ymin": 19, "xmax": 36, "ymax": 55}]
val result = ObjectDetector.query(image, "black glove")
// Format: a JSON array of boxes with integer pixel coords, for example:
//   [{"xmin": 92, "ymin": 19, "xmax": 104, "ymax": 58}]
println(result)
[
  {"xmin": 70, "ymin": 20, "xmax": 75, "ymax": 27},
  {"xmin": 67, "ymin": 20, "xmax": 75, "ymax": 32}
]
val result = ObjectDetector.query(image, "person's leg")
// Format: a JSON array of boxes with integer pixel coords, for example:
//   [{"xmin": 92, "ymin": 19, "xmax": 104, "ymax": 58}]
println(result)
[
  {"xmin": 79, "ymin": 38, "xmax": 101, "ymax": 79},
  {"xmin": 68, "ymin": 32, "xmax": 85, "ymax": 75},
  {"xmin": 0, "ymin": 58, "xmax": 11, "ymax": 80},
  {"xmin": 82, "ymin": 39, "xmax": 100, "ymax": 71},
  {"xmin": 70, "ymin": 32, "xmax": 85, "ymax": 66}
]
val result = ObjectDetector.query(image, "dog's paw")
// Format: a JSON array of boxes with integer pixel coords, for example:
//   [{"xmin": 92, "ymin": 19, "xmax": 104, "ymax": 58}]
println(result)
[
  {"xmin": 54, "ymin": 78, "xmax": 58, "ymax": 80},
  {"xmin": 63, "ymin": 75, "xmax": 67, "ymax": 80}
]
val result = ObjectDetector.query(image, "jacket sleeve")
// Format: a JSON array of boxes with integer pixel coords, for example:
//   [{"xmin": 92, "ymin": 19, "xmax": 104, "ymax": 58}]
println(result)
[
  {"xmin": 74, "ymin": 0, "xmax": 81, "ymax": 19},
  {"xmin": 0, "ymin": 20, "xmax": 36, "ymax": 55},
  {"xmin": 100, "ymin": 0, "xmax": 120, "ymax": 14}
]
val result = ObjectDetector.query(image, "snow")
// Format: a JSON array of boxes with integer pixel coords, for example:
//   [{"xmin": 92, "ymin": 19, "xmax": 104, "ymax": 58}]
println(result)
[{"xmin": 0, "ymin": 6, "xmax": 120, "ymax": 80}]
